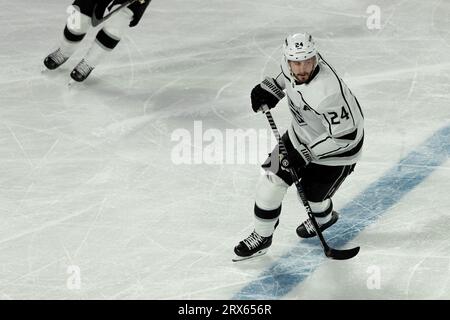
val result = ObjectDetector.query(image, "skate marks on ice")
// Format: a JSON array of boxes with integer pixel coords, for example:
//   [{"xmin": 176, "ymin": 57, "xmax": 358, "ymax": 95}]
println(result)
[
  {"xmin": 233, "ymin": 124, "xmax": 450, "ymax": 299},
  {"xmin": 431, "ymin": 0, "xmax": 450, "ymax": 48}
]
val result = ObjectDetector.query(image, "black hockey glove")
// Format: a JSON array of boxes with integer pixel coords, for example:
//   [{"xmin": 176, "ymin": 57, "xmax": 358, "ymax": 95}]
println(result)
[
  {"xmin": 279, "ymin": 153, "xmax": 291, "ymax": 169},
  {"xmin": 279, "ymin": 142, "xmax": 311, "ymax": 170},
  {"xmin": 251, "ymin": 77, "xmax": 285, "ymax": 113}
]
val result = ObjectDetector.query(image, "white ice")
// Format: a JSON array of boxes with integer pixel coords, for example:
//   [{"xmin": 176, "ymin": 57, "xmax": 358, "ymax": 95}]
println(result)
[{"xmin": 0, "ymin": 0, "xmax": 449, "ymax": 299}]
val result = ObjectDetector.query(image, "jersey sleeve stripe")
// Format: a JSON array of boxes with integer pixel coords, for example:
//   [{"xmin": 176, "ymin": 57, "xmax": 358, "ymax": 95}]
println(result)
[
  {"xmin": 355, "ymin": 96, "xmax": 364, "ymax": 119},
  {"xmin": 310, "ymin": 136, "xmax": 331, "ymax": 149},
  {"xmin": 322, "ymin": 114, "xmax": 332, "ymax": 135},
  {"xmin": 297, "ymin": 91, "xmax": 321, "ymax": 116},
  {"xmin": 334, "ymin": 128, "xmax": 358, "ymax": 141},
  {"xmin": 319, "ymin": 134, "xmax": 364, "ymax": 159},
  {"xmin": 317, "ymin": 145, "xmax": 349, "ymax": 158}
]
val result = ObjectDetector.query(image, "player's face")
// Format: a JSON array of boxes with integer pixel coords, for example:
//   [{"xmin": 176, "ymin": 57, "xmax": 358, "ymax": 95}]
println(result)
[{"xmin": 288, "ymin": 56, "xmax": 316, "ymax": 83}]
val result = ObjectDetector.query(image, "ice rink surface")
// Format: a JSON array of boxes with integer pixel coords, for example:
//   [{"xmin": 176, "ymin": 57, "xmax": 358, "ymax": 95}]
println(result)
[{"xmin": 0, "ymin": 0, "xmax": 449, "ymax": 299}]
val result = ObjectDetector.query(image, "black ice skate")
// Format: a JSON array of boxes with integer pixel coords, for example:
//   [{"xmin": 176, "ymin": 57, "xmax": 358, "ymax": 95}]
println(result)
[
  {"xmin": 296, "ymin": 211, "xmax": 339, "ymax": 238},
  {"xmin": 43, "ymin": 48, "xmax": 69, "ymax": 70},
  {"xmin": 233, "ymin": 220, "xmax": 279, "ymax": 262},
  {"xmin": 70, "ymin": 59, "xmax": 94, "ymax": 82},
  {"xmin": 233, "ymin": 231, "xmax": 273, "ymax": 262}
]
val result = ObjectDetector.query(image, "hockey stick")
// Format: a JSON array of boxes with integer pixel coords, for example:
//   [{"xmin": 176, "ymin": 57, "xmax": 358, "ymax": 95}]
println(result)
[
  {"xmin": 91, "ymin": 0, "xmax": 140, "ymax": 27},
  {"xmin": 261, "ymin": 105, "xmax": 359, "ymax": 260}
]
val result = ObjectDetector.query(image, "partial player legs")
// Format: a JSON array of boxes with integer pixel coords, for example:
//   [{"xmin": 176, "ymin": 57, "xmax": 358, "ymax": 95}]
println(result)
[
  {"xmin": 233, "ymin": 130, "xmax": 356, "ymax": 260},
  {"xmin": 43, "ymin": 5, "xmax": 91, "ymax": 70},
  {"xmin": 296, "ymin": 163, "xmax": 355, "ymax": 238},
  {"xmin": 44, "ymin": 1, "xmax": 151, "ymax": 82},
  {"xmin": 233, "ymin": 173, "xmax": 288, "ymax": 261},
  {"xmin": 296, "ymin": 198, "xmax": 339, "ymax": 238},
  {"xmin": 254, "ymin": 173, "xmax": 287, "ymax": 237},
  {"xmin": 70, "ymin": 7, "xmax": 133, "ymax": 82}
]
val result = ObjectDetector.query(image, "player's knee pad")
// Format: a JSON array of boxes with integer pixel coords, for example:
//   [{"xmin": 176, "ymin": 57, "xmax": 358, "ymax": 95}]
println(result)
[
  {"xmin": 101, "ymin": 8, "xmax": 133, "ymax": 43},
  {"xmin": 255, "ymin": 173, "xmax": 289, "ymax": 211},
  {"xmin": 66, "ymin": 5, "xmax": 91, "ymax": 37}
]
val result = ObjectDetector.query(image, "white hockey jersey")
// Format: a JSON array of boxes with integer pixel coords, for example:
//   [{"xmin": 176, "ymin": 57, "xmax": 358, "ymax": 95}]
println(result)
[{"xmin": 273, "ymin": 54, "xmax": 364, "ymax": 166}]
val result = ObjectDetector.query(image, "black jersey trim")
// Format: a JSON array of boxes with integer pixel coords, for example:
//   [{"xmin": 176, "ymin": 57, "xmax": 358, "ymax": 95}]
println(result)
[
  {"xmin": 310, "ymin": 136, "xmax": 331, "ymax": 149},
  {"xmin": 319, "ymin": 133, "xmax": 364, "ymax": 159},
  {"xmin": 355, "ymin": 96, "xmax": 364, "ymax": 119},
  {"xmin": 322, "ymin": 114, "xmax": 332, "ymax": 135},
  {"xmin": 335, "ymin": 128, "xmax": 358, "ymax": 141},
  {"xmin": 288, "ymin": 100, "xmax": 305, "ymax": 127},
  {"xmin": 319, "ymin": 54, "xmax": 355, "ymax": 126},
  {"xmin": 312, "ymin": 129, "xmax": 359, "ymax": 155},
  {"xmin": 317, "ymin": 145, "xmax": 349, "ymax": 158},
  {"xmin": 297, "ymin": 91, "xmax": 321, "ymax": 116}
]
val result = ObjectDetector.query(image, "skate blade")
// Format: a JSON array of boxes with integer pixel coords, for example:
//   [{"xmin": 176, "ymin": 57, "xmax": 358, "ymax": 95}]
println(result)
[
  {"xmin": 68, "ymin": 79, "xmax": 76, "ymax": 87},
  {"xmin": 232, "ymin": 249, "xmax": 268, "ymax": 262},
  {"xmin": 41, "ymin": 65, "xmax": 51, "ymax": 74}
]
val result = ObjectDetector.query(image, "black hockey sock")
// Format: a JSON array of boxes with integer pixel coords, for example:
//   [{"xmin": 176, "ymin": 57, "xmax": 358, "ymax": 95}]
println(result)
[
  {"xmin": 254, "ymin": 204, "xmax": 281, "ymax": 237},
  {"xmin": 95, "ymin": 29, "xmax": 121, "ymax": 50},
  {"xmin": 64, "ymin": 25, "xmax": 86, "ymax": 43}
]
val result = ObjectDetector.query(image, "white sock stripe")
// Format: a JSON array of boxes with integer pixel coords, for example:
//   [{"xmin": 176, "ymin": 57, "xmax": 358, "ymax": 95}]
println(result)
[
  {"xmin": 254, "ymin": 215, "xmax": 278, "ymax": 237},
  {"xmin": 308, "ymin": 198, "xmax": 331, "ymax": 214}
]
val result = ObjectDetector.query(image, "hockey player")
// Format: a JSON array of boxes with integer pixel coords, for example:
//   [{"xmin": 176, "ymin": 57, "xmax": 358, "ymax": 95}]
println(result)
[
  {"xmin": 234, "ymin": 33, "xmax": 365, "ymax": 261},
  {"xmin": 43, "ymin": 0, "xmax": 150, "ymax": 82}
]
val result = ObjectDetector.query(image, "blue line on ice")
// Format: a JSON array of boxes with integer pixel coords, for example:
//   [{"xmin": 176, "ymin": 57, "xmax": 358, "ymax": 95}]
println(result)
[{"xmin": 233, "ymin": 124, "xmax": 450, "ymax": 299}]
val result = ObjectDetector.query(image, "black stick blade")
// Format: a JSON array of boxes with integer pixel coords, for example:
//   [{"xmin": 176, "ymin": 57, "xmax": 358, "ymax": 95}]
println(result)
[{"xmin": 325, "ymin": 246, "xmax": 360, "ymax": 260}]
